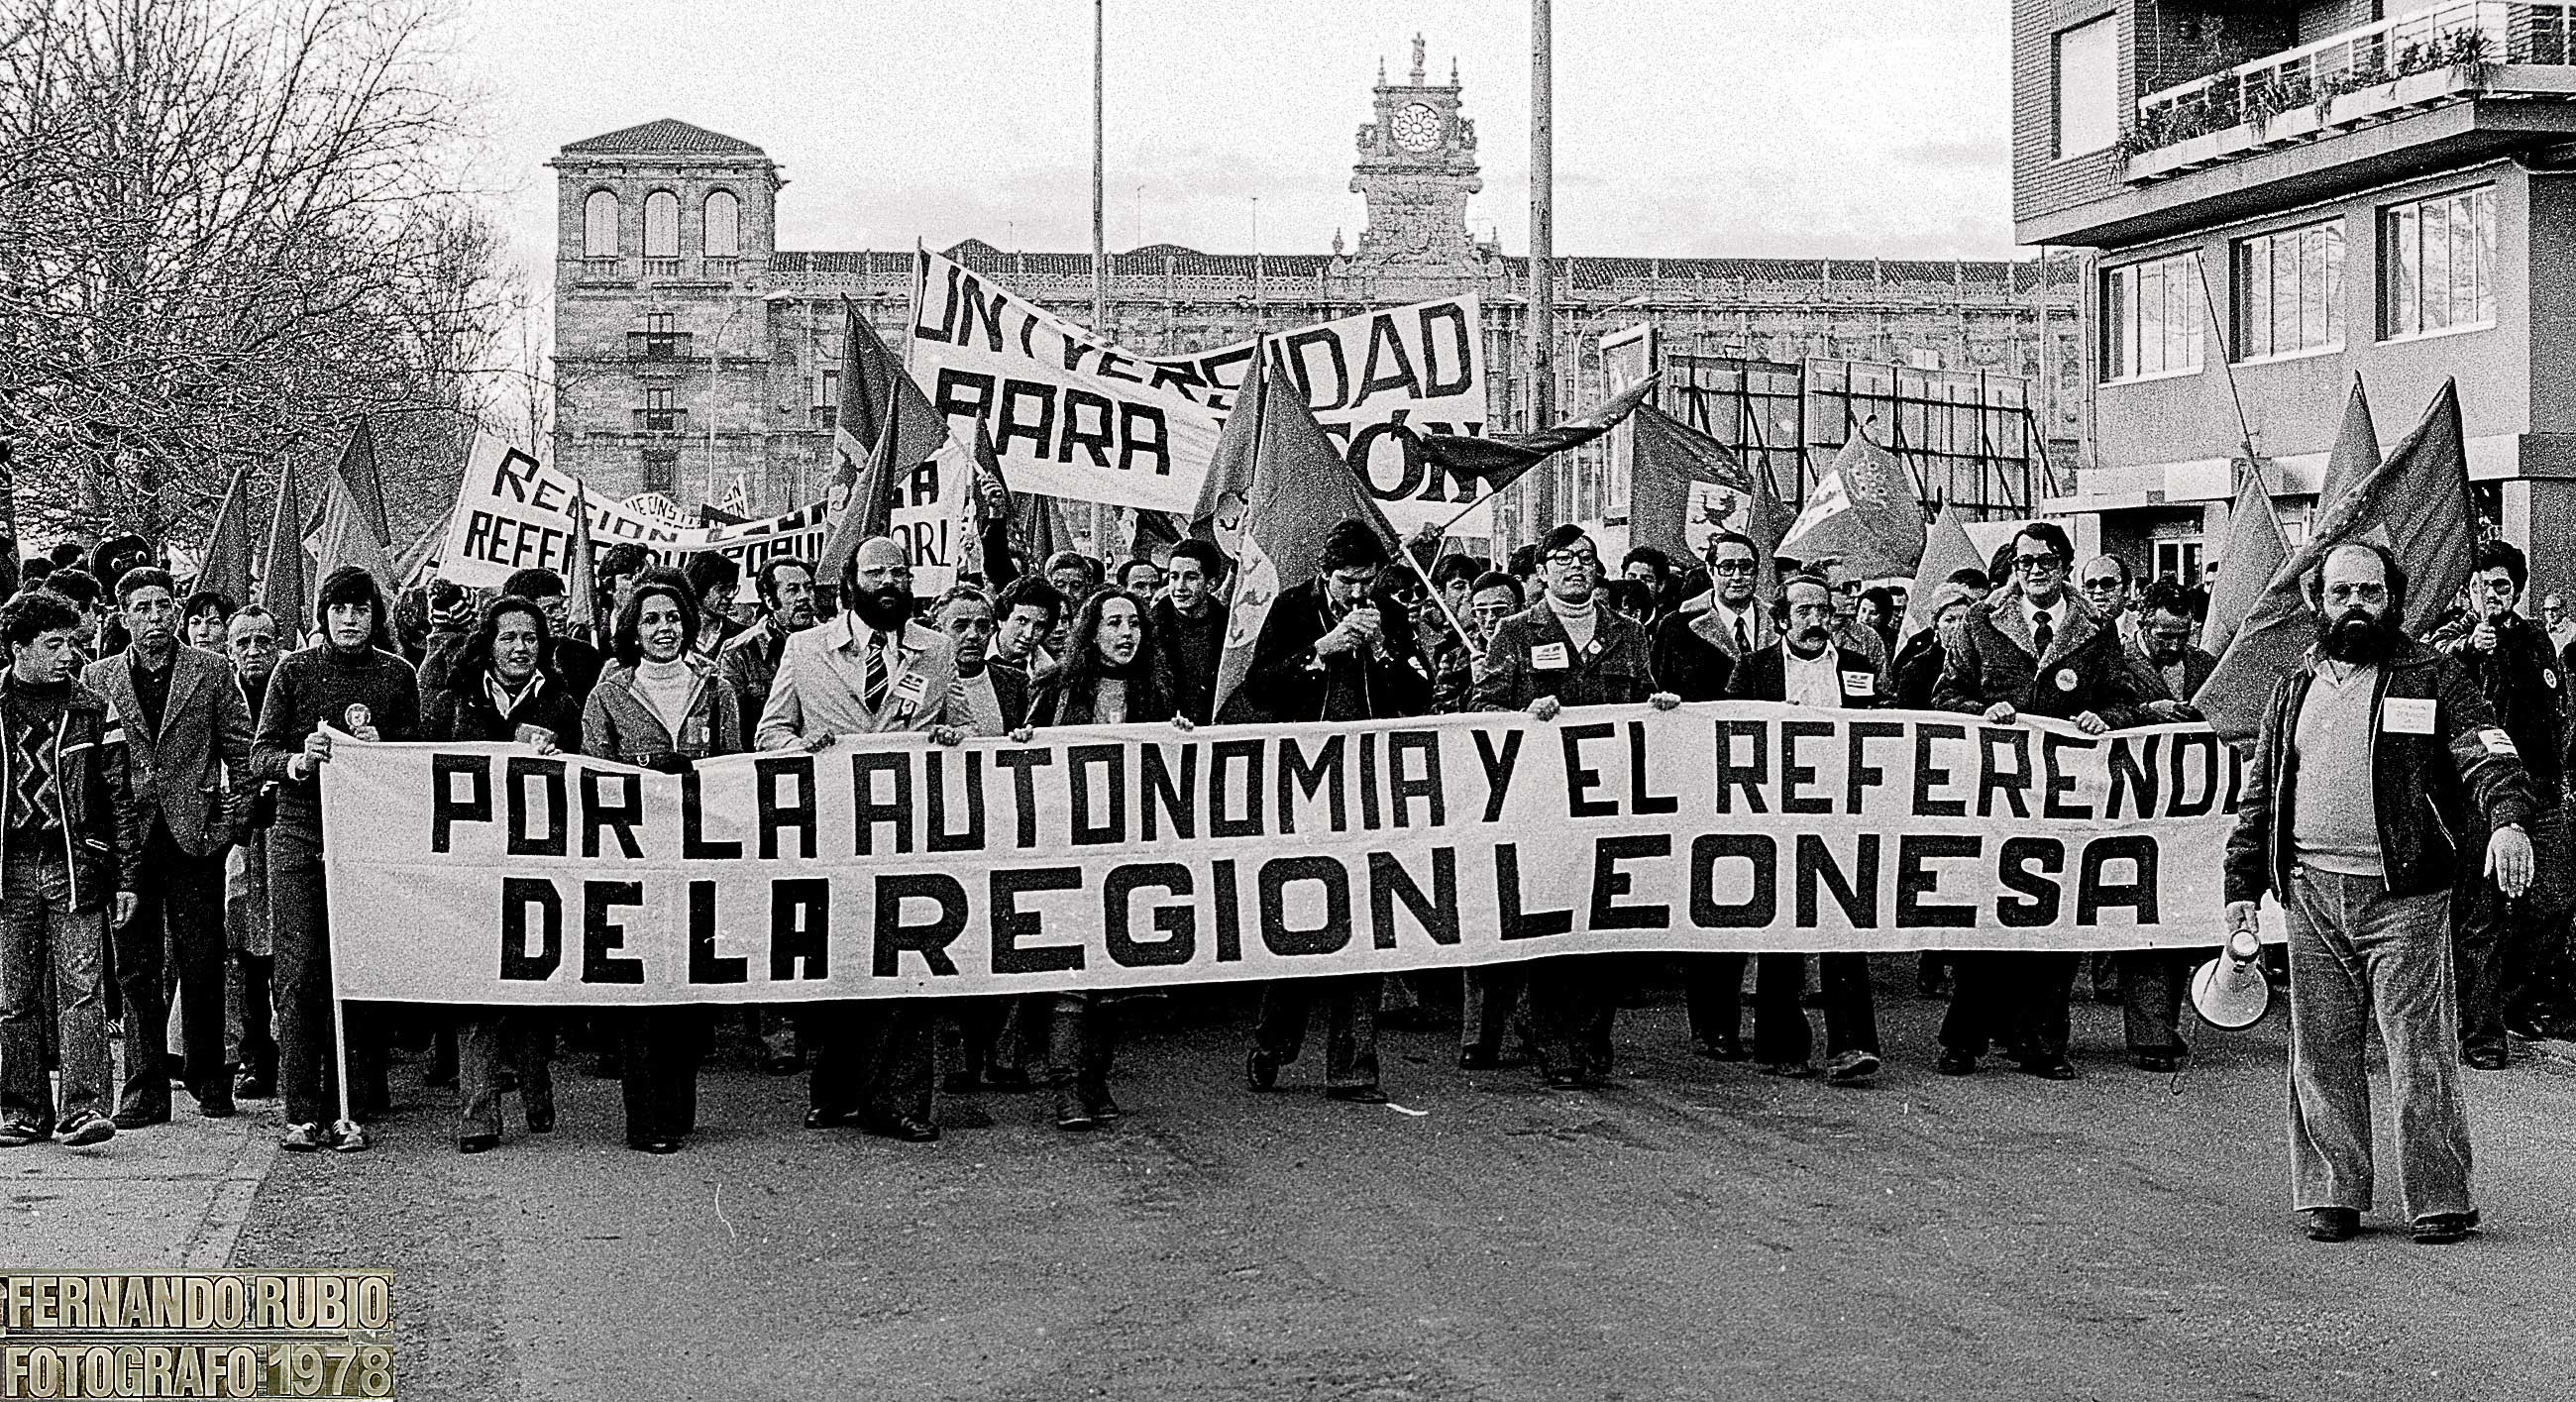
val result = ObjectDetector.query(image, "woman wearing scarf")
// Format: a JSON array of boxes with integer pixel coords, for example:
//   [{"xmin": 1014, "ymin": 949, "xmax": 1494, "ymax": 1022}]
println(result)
[
  {"xmin": 421, "ymin": 595, "xmax": 586, "ymax": 1154},
  {"xmin": 581, "ymin": 570, "xmax": 747, "ymax": 1153},
  {"xmin": 1020, "ymin": 589, "xmax": 1193, "ymax": 1131}
]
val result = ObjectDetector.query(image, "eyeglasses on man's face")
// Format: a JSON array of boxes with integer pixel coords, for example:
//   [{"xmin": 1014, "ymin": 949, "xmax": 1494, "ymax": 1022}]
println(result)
[
  {"xmin": 1710, "ymin": 558, "xmax": 1758, "ymax": 576},
  {"xmin": 2014, "ymin": 554, "xmax": 2063, "ymax": 574}
]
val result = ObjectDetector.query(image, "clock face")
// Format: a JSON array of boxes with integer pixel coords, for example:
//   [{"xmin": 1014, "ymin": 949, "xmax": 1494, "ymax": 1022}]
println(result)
[{"xmin": 1391, "ymin": 103, "xmax": 1443, "ymax": 153}]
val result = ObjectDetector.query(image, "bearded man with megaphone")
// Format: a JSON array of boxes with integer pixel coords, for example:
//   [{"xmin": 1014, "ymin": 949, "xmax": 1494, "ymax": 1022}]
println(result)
[{"xmin": 2224, "ymin": 541, "xmax": 2535, "ymax": 1246}]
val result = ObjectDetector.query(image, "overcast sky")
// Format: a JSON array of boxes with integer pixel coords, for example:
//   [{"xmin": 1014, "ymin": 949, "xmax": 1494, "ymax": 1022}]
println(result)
[{"xmin": 455, "ymin": 0, "xmax": 2013, "ymax": 282}]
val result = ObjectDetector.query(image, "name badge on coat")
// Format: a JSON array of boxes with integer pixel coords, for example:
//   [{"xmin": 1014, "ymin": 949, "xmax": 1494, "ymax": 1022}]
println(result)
[
  {"xmin": 1840, "ymin": 671, "xmax": 1876, "ymax": 698},
  {"xmin": 1530, "ymin": 642, "xmax": 1570, "ymax": 671},
  {"xmin": 2381, "ymin": 697, "xmax": 2437, "ymax": 735}
]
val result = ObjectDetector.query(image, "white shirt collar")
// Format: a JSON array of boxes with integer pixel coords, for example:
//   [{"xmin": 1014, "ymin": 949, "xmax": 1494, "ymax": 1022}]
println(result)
[{"xmin": 2025, "ymin": 595, "xmax": 2060, "ymax": 631}]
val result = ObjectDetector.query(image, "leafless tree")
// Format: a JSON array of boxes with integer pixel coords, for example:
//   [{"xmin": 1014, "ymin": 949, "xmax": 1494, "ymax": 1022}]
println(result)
[{"xmin": 0, "ymin": 0, "xmax": 516, "ymax": 552}]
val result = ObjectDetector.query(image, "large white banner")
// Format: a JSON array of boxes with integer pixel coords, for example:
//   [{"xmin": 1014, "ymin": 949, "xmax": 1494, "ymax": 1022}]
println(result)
[
  {"xmin": 438, "ymin": 437, "xmax": 829, "ymax": 589},
  {"xmin": 907, "ymin": 251, "xmax": 1495, "ymax": 532},
  {"xmin": 320, "ymin": 705, "xmax": 2240, "ymax": 1006}
]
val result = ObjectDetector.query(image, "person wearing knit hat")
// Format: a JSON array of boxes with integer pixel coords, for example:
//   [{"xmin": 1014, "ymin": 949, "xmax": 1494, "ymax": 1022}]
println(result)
[{"xmin": 1471, "ymin": 524, "xmax": 1680, "ymax": 1090}]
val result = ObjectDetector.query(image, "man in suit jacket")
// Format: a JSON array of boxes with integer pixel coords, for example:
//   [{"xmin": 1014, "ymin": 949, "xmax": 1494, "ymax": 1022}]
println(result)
[
  {"xmin": 756, "ymin": 536, "xmax": 966, "ymax": 1143},
  {"xmin": 1724, "ymin": 574, "xmax": 1886, "ymax": 1083},
  {"xmin": 717, "ymin": 557, "xmax": 818, "ymax": 735},
  {"xmin": 1930, "ymin": 521, "xmax": 2143, "ymax": 1081},
  {"xmin": 1652, "ymin": 530, "xmax": 1765, "ymax": 1061},
  {"xmin": 1473, "ymin": 524, "xmax": 1678, "ymax": 1090},
  {"xmin": 83, "ymin": 568, "xmax": 254, "ymax": 1124},
  {"xmin": 1652, "ymin": 530, "xmax": 1764, "ymax": 704}
]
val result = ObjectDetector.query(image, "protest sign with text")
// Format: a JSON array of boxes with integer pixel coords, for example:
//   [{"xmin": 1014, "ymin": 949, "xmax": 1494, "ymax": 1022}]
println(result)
[
  {"xmin": 322, "ymin": 704, "xmax": 2240, "ymax": 1007},
  {"xmin": 437, "ymin": 436, "xmax": 831, "ymax": 589}
]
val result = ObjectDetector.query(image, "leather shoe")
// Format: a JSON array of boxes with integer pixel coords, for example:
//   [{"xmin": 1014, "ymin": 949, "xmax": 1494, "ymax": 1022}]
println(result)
[
  {"xmin": 865, "ymin": 1116, "xmax": 940, "ymax": 1143},
  {"xmin": 1054, "ymin": 1103, "xmax": 1097, "ymax": 1132},
  {"xmin": 232, "ymin": 1070, "xmax": 271, "ymax": 1100},
  {"xmin": 2131, "ymin": 1052, "xmax": 2180, "ymax": 1074},
  {"xmin": 525, "ymin": 1105, "xmax": 557, "ymax": 1134},
  {"xmin": 982, "ymin": 1066, "xmax": 1034, "ymax": 1092},
  {"xmin": 804, "ymin": 1107, "xmax": 855, "ymax": 1131},
  {"xmin": 111, "ymin": 1106, "xmax": 169, "ymax": 1132},
  {"xmin": 2412, "ymin": 1211, "xmax": 2479, "ymax": 1244},
  {"xmin": 1326, "ymin": 1085, "xmax": 1390, "ymax": 1104},
  {"xmin": 2305, "ymin": 1207, "xmax": 2360, "ymax": 1242},
  {"xmin": 629, "ymin": 1137, "xmax": 681, "ymax": 1154},
  {"xmin": 2464, "ymin": 1047, "xmax": 2511, "ymax": 1071},
  {"xmin": 195, "ymin": 1094, "xmax": 237, "ymax": 1119},
  {"xmin": 1542, "ymin": 1070, "xmax": 1587, "ymax": 1090},
  {"xmin": 1455, "ymin": 1048, "xmax": 1499, "ymax": 1071},
  {"xmin": 1085, "ymin": 1093, "xmax": 1122, "ymax": 1125},
  {"xmin": 458, "ymin": 1134, "xmax": 499, "ymax": 1155},
  {"xmin": 1245, "ymin": 1049, "xmax": 1280, "ymax": 1092},
  {"xmin": 2017, "ymin": 1057, "xmax": 2081, "ymax": 1081},
  {"xmin": 1935, "ymin": 1051, "xmax": 1979, "ymax": 1076}
]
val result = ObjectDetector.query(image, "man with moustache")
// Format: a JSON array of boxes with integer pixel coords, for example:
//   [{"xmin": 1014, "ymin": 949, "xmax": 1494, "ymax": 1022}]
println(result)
[
  {"xmin": 719, "ymin": 558, "xmax": 818, "ymax": 733},
  {"xmin": 1723, "ymin": 573, "xmax": 1885, "ymax": 1082},
  {"xmin": 757, "ymin": 536, "xmax": 967, "ymax": 1143},
  {"xmin": 2226, "ymin": 541, "xmax": 2532, "ymax": 1245}
]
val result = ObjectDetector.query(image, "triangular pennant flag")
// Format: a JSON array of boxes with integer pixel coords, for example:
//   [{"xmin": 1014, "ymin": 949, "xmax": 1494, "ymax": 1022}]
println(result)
[
  {"xmin": 312, "ymin": 471, "xmax": 400, "ymax": 601},
  {"xmin": 820, "ymin": 299, "xmax": 951, "ymax": 583},
  {"xmin": 334, "ymin": 419, "xmax": 391, "ymax": 547},
  {"xmin": 1903, "ymin": 504, "xmax": 1986, "ymax": 636},
  {"xmin": 256, "ymin": 465, "xmax": 309, "ymax": 641},
  {"xmin": 2200, "ymin": 473, "xmax": 2292, "ymax": 660},
  {"xmin": 1190, "ymin": 343, "xmax": 1269, "ymax": 549},
  {"xmin": 2315, "ymin": 374, "xmax": 2380, "ymax": 519},
  {"xmin": 566, "ymin": 481, "xmax": 599, "ymax": 640},
  {"xmin": 2195, "ymin": 378, "xmax": 2475, "ymax": 742},
  {"xmin": 192, "ymin": 467, "xmax": 255, "ymax": 606}
]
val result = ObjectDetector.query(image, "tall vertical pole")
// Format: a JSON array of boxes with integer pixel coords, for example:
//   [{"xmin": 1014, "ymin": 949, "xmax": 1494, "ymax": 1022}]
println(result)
[
  {"xmin": 1529, "ymin": 0, "xmax": 1556, "ymax": 533},
  {"xmin": 1091, "ymin": 0, "xmax": 1111, "ymax": 555}
]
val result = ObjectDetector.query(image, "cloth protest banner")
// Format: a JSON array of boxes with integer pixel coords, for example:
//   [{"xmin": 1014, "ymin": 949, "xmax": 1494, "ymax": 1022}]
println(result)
[
  {"xmin": 908, "ymin": 249, "xmax": 1491, "ymax": 532},
  {"xmin": 319, "ymin": 704, "xmax": 2240, "ymax": 1007},
  {"xmin": 437, "ymin": 436, "xmax": 830, "ymax": 590}
]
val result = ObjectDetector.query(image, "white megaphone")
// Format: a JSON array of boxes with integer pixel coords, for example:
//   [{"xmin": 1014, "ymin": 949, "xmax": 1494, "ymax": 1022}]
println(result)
[{"xmin": 2191, "ymin": 928, "xmax": 2273, "ymax": 1029}]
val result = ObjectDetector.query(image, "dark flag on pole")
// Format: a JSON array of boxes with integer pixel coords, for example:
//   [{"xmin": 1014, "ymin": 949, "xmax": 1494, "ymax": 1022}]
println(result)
[
  {"xmin": 193, "ymin": 467, "xmax": 255, "ymax": 605},
  {"xmin": 2195, "ymin": 378, "xmax": 2475, "ymax": 741},
  {"xmin": 256, "ymin": 465, "xmax": 309, "ymax": 640},
  {"xmin": 819, "ymin": 299, "xmax": 947, "ymax": 580},
  {"xmin": 1409, "ymin": 374, "xmax": 1662, "ymax": 493},
  {"xmin": 334, "ymin": 419, "xmax": 391, "ymax": 547}
]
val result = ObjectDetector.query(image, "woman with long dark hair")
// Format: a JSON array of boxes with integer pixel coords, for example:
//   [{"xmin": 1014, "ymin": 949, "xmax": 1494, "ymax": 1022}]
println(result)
[
  {"xmin": 1020, "ymin": 588, "xmax": 1191, "ymax": 1131},
  {"xmin": 421, "ymin": 595, "xmax": 586, "ymax": 1153},
  {"xmin": 581, "ymin": 570, "xmax": 746, "ymax": 1153}
]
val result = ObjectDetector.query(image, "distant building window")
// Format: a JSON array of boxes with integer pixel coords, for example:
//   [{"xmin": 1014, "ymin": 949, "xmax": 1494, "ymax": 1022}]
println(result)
[
  {"xmin": 2102, "ymin": 253, "xmax": 2203, "ymax": 381},
  {"xmin": 583, "ymin": 190, "xmax": 619, "ymax": 258},
  {"xmin": 2382, "ymin": 185, "xmax": 2497, "ymax": 340},
  {"xmin": 703, "ymin": 190, "xmax": 740, "ymax": 258},
  {"xmin": 2232, "ymin": 222, "xmax": 2344, "ymax": 360},
  {"xmin": 2054, "ymin": 17, "xmax": 2118, "ymax": 160},
  {"xmin": 641, "ymin": 311, "xmax": 682, "ymax": 361},
  {"xmin": 641, "ymin": 448, "xmax": 679, "ymax": 493},
  {"xmin": 644, "ymin": 191, "xmax": 680, "ymax": 259}
]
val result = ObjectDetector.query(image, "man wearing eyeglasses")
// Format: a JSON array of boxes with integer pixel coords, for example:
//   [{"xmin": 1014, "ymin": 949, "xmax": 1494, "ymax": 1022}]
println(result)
[
  {"xmin": 2427, "ymin": 540, "xmax": 2569, "ymax": 1069},
  {"xmin": 2081, "ymin": 555, "xmax": 2141, "ymax": 654},
  {"xmin": 1651, "ymin": 531, "xmax": 1764, "ymax": 707},
  {"xmin": 1474, "ymin": 524, "xmax": 1680, "ymax": 1089},
  {"xmin": 2227, "ymin": 540, "xmax": 2531, "ymax": 1245},
  {"xmin": 1931, "ymin": 520, "xmax": 2143, "ymax": 1080}
]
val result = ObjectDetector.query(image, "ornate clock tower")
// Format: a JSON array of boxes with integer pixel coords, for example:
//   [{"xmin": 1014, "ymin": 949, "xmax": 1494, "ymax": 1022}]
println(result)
[{"xmin": 1350, "ymin": 36, "xmax": 1481, "ymax": 267}]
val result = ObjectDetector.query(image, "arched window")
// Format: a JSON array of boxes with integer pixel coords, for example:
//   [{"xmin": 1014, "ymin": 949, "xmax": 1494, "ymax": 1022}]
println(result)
[
  {"xmin": 644, "ymin": 191, "xmax": 680, "ymax": 258},
  {"xmin": 583, "ymin": 190, "xmax": 619, "ymax": 258},
  {"xmin": 703, "ymin": 190, "xmax": 740, "ymax": 258}
]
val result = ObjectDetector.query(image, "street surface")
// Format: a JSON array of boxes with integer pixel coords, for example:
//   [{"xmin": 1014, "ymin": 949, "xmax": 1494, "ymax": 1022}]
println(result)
[{"xmin": 21, "ymin": 966, "xmax": 2576, "ymax": 1401}]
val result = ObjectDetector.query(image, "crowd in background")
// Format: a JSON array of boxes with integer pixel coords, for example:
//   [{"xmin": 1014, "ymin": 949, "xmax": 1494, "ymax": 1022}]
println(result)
[{"xmin": 0, "ymin": 509, "xmax": 2564, "ymax": 1184}]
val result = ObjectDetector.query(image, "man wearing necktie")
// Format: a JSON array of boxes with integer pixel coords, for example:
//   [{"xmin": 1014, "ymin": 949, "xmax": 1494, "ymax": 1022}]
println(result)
[
  {"xmin": 757, "ymin": 536, "xmax": 968, "ymax": 1143},
  {"xmin": 1931, "ymin": 521, "xmax": 2143, "ymax": 1081}
]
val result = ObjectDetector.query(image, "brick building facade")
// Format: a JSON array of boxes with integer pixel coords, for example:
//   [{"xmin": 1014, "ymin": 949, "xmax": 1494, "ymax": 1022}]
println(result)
[{"xmin": 551, "ymin": 41, "xmax": 2083, "ymax": 552}]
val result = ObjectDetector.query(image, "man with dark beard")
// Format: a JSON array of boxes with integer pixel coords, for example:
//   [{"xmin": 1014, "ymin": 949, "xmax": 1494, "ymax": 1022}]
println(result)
[
  {"xmin": 756, "ymin": 536, "xmax": 967, "ymax": 1143},
  {"xmin": 2226, "ymin": 541, "xmax": 2532, "ymax": 1245}
]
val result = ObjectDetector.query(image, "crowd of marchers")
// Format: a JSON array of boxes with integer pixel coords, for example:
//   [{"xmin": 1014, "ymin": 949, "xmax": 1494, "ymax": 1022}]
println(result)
[{"xmin": 0, "ymin": 515, "xmax": 2548, "ymax": 1245}]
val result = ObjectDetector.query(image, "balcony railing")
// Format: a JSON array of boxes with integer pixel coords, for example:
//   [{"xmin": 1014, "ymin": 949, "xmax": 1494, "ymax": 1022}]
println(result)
[
  {"xmin": 703, "ymin": 257, "xmax": 738, "ymax": 280},
  {"xmin": 580, "ymin": 256, "xmax": 622, "ymax": 280},
  {"xmin": 2132, "ymin": 2, "xmax": 2576, "ymax": 155},
  {"xmin": 633, "ymin": 408, "xmax": 688, "ymax": 433},
  {"xmin": 641, "ymin": 257, "xmax": 683, "ymax": 277},
  {"xmin": 627, "ymin": 331, "xmax": 695, "ymax": 362}
]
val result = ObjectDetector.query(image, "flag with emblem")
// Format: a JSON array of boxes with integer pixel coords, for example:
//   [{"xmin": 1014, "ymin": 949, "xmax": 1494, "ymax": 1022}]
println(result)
[
  {"xmin": 1776, "ymin": 425, "xmax": 1926, "ymax": 581},
  {"xmin": 2196, "ymin": 378, "xmax": 2474, "ymax": 741}
]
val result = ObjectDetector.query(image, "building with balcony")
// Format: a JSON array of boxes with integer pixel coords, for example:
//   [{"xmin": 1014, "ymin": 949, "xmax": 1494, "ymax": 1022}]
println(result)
[
  {"xmin": 2017, "ymin": 0, "xmax": 2576, "ymax": 588},
  {"xmin": 552, "ymin": 44, "xmax": 2082, "ymax": 556}
]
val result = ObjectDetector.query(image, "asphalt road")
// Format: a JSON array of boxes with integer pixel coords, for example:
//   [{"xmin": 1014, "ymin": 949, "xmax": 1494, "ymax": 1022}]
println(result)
[{"xmin": 157, "ymin": 968, "xmax": 2576, "ymax": 1400}]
